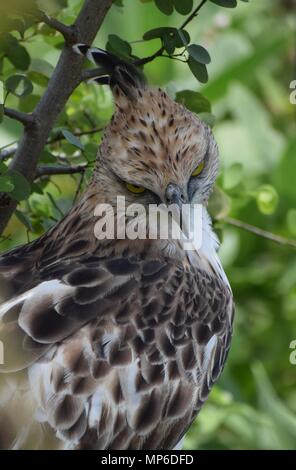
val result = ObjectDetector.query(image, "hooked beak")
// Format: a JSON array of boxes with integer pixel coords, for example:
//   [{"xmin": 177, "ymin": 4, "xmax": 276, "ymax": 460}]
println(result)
[
  {"xmin": 164, "ymin": 183, "xmax": 188, "ymax": 211},
  {"xmin": 164, "ymin": 183, "xmax": 191, "ymax": 238}
]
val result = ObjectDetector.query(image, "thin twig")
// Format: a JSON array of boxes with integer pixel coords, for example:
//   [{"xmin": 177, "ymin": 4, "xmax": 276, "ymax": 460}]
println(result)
[
  {"xmin": 0, "ymin": 140, "xmax": 18, "ymax": 151},
  {"xmin": 48, "ymin": 126, "xmax": 104, "ymax": 143},
  {"xmin": 74, "ymin": 127, "xmax": 103, "ymax": 137},
  {"xmin": 0, "ymin": 145, "xmax": 18, "ymax": 162},
  {"xmin": 0, "ymin": 128, "xmax": 103, "ymax": 162},
  {"xmin": 0, "ymin": 234, "xmax": 12, "ymax": 245},
  {"xmin": 46, "ymin": 192, "xmax": 64, "ymax": 218},
  {"xmin": 83, "ymin": 110, "xmax": 96, "ymax": 127},
  {"xmin": 4, "ymin": 107, "xmax": 35, "ymax": 127},
  {"xmin": 73, "ymin": 172, "xmax": 86, "ymax": 203},
  {"xmin": 134, "ymin": 0, "xmax": 208, "ymax": 67},
  {"xmin": 181, "ymin": 0, "xmax": 208, "ymax": 29},
  {"xmin": 36, "ymin": 164, "xmax": 87, "ymax": 177},
  {"xmin": 134, "ymin": 47, "xmax": 165, "ymax": 67},
  {"xmin": 161, "ymin": 55, "xmax": 187, "ymax": 63},
  {"xmin": 224, "ymin": 217, "xmax": 296, "ymax": 249}
]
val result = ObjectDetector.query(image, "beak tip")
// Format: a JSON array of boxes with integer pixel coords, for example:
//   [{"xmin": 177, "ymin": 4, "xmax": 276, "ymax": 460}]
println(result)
[{"xmin": 165, "ymin": 183, "xmax": 187, "ymax": 208}]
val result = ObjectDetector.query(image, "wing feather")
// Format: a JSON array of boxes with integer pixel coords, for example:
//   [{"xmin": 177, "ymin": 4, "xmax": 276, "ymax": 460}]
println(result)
[{"xmin": 0, "ymin": 237, "xmax": 233, "ymax": 449}]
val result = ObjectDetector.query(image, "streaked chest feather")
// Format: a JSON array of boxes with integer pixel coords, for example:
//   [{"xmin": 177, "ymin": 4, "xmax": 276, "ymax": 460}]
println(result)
[{"xmin": 26, "ymin": 262, "xmax": 232, "ymax": 449}]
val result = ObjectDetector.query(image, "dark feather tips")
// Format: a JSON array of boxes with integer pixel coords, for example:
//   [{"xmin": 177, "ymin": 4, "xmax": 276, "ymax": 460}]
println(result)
[{"xmin": 73, "ymin": 43, "xmax": 145, "ymax": 96}]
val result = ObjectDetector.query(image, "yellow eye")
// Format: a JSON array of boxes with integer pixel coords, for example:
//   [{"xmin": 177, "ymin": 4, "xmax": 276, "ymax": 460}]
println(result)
[
  {"xmin": 126, "ymin": 183, "xmax": 146, "ymax": 194},
  {"xmin": 191, "ymin": 161, "xmax": 205, "ymax": 177}
]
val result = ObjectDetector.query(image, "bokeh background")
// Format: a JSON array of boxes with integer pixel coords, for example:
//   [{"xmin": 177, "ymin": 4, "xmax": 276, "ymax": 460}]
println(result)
[{"xmin": 0, "ymin": 0, "xmax": 296, "ymax": 449}]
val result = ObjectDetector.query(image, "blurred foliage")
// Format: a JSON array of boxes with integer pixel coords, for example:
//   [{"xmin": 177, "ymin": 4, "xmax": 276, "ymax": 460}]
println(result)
[{"xmin": 0, "ymin": 0, "xmax": 296, "ymax": 450}]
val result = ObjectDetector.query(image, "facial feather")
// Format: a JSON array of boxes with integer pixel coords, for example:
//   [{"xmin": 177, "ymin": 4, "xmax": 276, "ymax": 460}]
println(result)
[{"xmin": 92, "ymin": 86, "xmax": 219, "ymax": 206}]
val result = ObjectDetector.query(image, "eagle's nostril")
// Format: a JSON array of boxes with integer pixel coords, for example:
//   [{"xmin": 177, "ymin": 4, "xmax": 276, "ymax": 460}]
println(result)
[{"xmin": 165, "ymin": 183, "xmax": 187, "ymax": 207}]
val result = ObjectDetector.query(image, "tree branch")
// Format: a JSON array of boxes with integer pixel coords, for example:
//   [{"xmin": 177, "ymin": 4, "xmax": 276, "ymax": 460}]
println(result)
[
  {"xmin": 40, "ymin": 12, "xmax": 78, "ymax": 44},
  {"xmin": 0, "ymin": 0, "xmax": 113, "ymax": 235},
  {"xmin": 3, "ymin": 107, "xmax": 35, "ymax": 127},
  {"xmin": 36, "ymin": 164, "xmax": 87, "ymax": 177},
  {"xmin": 223, "ymin": 217, "xmax": 296, "ymax": 249},
  {"xmin": 74, "ymin": 127, "xmax": 104, "ymax": 137}
]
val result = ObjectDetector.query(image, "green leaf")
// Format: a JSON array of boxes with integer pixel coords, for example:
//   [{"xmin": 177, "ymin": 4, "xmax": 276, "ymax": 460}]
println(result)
[
  {"xmin": 188, "ymin": 57, "xmax": 208, "ymax": 83},
  {"xmin": 143, "ymin": 27, "xmax": 177, "ymax": 41},
  {"xmin": 175, "ymin": 29, "xmax": 190, "ymax": 47},
  {"xmin": 19, "ymin": 94, "xmax": 40, "ymax": 113},
  {"xmin": 163, "ymin": 33, "xmax": 176, "ymax": 55},
  {"xmin": 173, "ymin": 0, "xmax": 193, "ymax": 15},
  {"xmin": 40, "ymin": 150, "xmax": 56, "ymax": 164},
  {"xmin": 0, "ymin": 162, "xmax": 7, "ymax": 173},
  {"xmin": 106, "ymin": 34, "xmax": 132, "ymax": 59},
  {"xmin": 0, "ymin": 175, "xmax": 14, "ymax": 193},
  {"xmin": 84, "ymin": 143, "xmax": 98, "ymax": 162},
  {"xmin": 175, "ymin": 90, "xmax": 211, "ymax": 114},
  {"xmin": 37, "ymin": 0, "xmax": 68, "ymax": 15},
  {"xmin": 7, "ymin": 170, "xmax": 31, "ymax": 201},
  {"xmin": 188, "ymin": 44, "xmax": 211, "ymax": 65},
  {"xmin": 0, "ymin": 16, "xmax": 26, "ymax": 36},
  {"xmin": 5, "ymin": 74, "xmax": 33, "ymax": 98},
  {"xmin": 62, "ymin": 129, "xmax": 84, "ymax": 151},
  {"xmin": 154, "ymin": 0, "xmax": 174, "ymax": 15},
  {"xmin": 6, "ymin": 42, "xmax": 30, "ymax": 70},
  {"xmin": 143, "ymin": 28, "xmax": 189, "ymax": 53},
  {"xmin": 46, "ymin": 191, "xmax": 64, "ymax": 217},
  {"xmin": 31, "ymin": 182, "xmax": 46, "ymax": 195},
  {"xmin": 210, "ymin": 0, "xmax": 237, "ymax": 7},
  {"xmin": 28, "ymin": 59, "xmax": 54, "ymax": 87},
  {"xmin": 15, "ymin": 209, "xmax": 34, "ymax": 232},
  {"xmin": 255, "ymin": 185, "xmax": 279, "ymax": 215},
  {"xmin": 223, "ymin": 163, "xmax": 244, "ymax": 190},
  {"xmin": 0, "ymin": 104, "xmax": 3, "ymax": 123}
]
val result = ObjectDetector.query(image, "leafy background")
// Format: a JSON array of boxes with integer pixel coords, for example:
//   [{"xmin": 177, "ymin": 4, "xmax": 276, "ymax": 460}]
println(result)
[{"xmin": 0, "ymin": 0, "xmax": 296, "ymax": 450}]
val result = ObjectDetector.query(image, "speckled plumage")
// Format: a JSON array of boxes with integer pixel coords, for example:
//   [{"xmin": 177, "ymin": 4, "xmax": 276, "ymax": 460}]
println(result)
[{"xmin": 0, "ymin": 45, "xmax": 234, "ymax": 450}]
